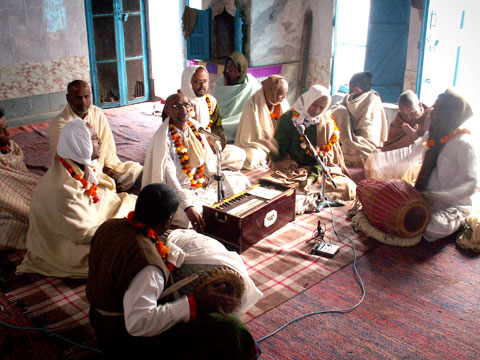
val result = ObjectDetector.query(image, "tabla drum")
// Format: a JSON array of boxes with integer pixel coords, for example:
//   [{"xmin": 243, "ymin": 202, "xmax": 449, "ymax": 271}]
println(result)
[
  {"xmin": 356, "ymin": 178, "xmax": 430, "ymax": 238},
  {"xmin": 171, "ymin": 264, "xmax": 245, "ymax": 312}
]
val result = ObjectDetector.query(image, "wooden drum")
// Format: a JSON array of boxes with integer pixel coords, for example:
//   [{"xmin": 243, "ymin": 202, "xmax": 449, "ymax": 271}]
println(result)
[
  {"xmin": 356, "ymin": 178, "xmax": 430, "ymax": 238},
  {"xmin": 171, "ymin": 264, "xmax": 245, "ymax": 312}
]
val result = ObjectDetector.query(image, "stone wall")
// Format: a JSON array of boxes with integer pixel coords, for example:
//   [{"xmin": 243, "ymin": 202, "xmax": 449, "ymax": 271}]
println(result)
[{"xmin": 0, "ymin": 0, "xmax": 90, "ymax": 124}]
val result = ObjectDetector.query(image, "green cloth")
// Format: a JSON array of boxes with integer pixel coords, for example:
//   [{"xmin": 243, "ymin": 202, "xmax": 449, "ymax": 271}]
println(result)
[
  {"xmin": 226, "ymin": 51, "xmax": 249, "ymax": 85},
  {"xmin": 214, "ymin": 73, "xmax": 261, "ymax": 142},
  {"xmin": 90, "ymin": 309, "xmax": 259, "ymax": 359},
  {"xmin": 272, "ymin": 110, "xmax": 324, "ymax": 180}
]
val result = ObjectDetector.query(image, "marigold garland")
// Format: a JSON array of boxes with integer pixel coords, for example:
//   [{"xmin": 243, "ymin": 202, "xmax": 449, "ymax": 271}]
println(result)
[
  {"xmin": 292, "ymin": 110, "xmax": 339, "ymax": 157},
  {"xmin": 426, "ymin": 128, "xmax": 471, "ymax": 148},
  {"xmin": 190, "ymin": 94, "xmax": 214, "ymax": 130},
  {"xmin": 205, "ymin": 94, "xmax": 214, "ymax": 130},
  {"xmin": 58, "ymin": 155, "xmax": 99, "ymax": 203},
  {"xmin": 1, "ymin": 145, "xmax": 9, "ymax": 154},
  {"xmin": 126, "ymin": 211, "xmax": 175, "ymax": 272},
  {"xmin": 169, "ymin": 120, "xmax": 206, "ymax": 189},
  {"xmin": 270, "ymin": 104, "xmax": 281, "ymax": 123}
]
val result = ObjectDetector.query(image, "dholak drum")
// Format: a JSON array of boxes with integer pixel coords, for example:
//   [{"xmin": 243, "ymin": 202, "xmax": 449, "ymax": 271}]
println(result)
[
  {"xmin": 356, "ymin": 178, "xmax": 430, "ymax": 238},
  {"xmin": 171, "ymin": 264, "xmax": 245, "ymax": 312}
]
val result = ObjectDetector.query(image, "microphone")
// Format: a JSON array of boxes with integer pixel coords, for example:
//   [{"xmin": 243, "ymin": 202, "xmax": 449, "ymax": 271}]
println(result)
[
  {"xmin": 297, "ymin": 124, "xmax": 306, "ymax": 135},
  {"xmin": 198, "ymin": 127, "xmax": 221, "ymax": 141}
]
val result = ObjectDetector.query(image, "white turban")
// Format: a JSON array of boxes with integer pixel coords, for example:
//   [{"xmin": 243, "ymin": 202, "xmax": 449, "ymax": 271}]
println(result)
[
  {"xmin": 292, "ymin": 85, "xmax": 332, "ymax": 127},
  {"xmin": 57, "ymin": 118, "xmax": 98, "ymax": 184}
]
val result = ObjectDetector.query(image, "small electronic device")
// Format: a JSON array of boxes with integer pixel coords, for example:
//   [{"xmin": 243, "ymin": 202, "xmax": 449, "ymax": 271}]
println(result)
[{"xmin": 311, "ymin": 241, "xmax": 340, "ymax": 258}]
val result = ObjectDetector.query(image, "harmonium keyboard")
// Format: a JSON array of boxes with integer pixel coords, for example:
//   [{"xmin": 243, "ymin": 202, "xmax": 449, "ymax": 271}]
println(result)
[{"xmin": 203, "ymin": 181, "xmax": 296, "ymax": 253}]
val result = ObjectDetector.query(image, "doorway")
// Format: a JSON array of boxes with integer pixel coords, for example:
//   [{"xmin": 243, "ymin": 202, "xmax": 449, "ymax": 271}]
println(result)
[
  {"xmin": 418, "ymin": 0, "xmax": 480, "ymax": 109},
  {"xmin": 84, "ymin": 0, "xmax": 149, "ymax": 108}
]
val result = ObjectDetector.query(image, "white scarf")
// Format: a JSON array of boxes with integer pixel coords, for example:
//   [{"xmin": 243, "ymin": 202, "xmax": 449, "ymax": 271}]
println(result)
[
  {"xmin": 181, "ymin": 65, "xmax": 211, "ymax": 128},
  {"xmin": 57, "ymin": 117, "xmax": 98, "ymax": 184},
  {"xmin": 292, "ymin": 84, "xmax": 332, "ymax": 128}
]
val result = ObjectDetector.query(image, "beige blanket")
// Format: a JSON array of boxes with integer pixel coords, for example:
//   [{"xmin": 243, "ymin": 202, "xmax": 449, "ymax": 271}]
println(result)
[
  {"xmin": 235, "ymin": 89, "xmax": 289, "ymax": 169},
  {"xmin": 0, "ymin": 140, "xmax": 39, "ymax": 250},
  {"xmin": 48, "ymin": 105, "xmax": 143, "ymax": 190},
  {"xmin": 332, "ymin": 90, "xmax": 388, "ymax": 166},
  {"xmin": 16, "ymin": 157, "xmax": 137, "ymax": 278}
]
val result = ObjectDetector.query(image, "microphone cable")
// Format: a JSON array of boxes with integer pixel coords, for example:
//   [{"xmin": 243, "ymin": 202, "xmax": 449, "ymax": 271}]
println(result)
[{"xmin": 256, "ymin": 203, "xmax": 366, "ymax": 343}]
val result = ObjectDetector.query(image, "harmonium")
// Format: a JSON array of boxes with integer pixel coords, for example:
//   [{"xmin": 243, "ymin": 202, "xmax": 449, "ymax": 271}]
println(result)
[{"xmin": 203, "ymin": 181, "xmax": 296, "ymax": 253}]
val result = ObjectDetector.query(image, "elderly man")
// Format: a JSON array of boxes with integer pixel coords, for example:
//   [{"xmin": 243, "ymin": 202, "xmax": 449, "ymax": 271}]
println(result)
[
  {"xmin": 0, "ymin": 109, "xmax": 40, "ymax": 250},
  {"xmin": 86, "ymin": 183, "xmax": 261, "ymax": 358},
  {"xmin": 382, "ymin": 90, "xmax": 430, "ymax": 151},
  {"xmin": 415, "ymin": 89, "xmax": 478, "ymax": 241},
  {"xmin": 214, "ymin": 52, "xmax": 262, "ymax": 141},
  {"xmin": 142, "ymin": 93, "xmax": 250, "ymax": 231},
  {"xmin": 331, "ymin": 72, "xmax": 388, "ymax": 167},
  {"xmin": 235, "ymin": 75, "xmax": 290, "ymax": 170},
  {"xmin": 48, "ymin": 80, "xmax": 142, "ymax": 191},
  {"xmin": 180, "ymin": 65, "xmax": 246, "ymax": 170},
  {"xmin": 17, "ymin": 119, "xmax": 136, "ymax": 278}
]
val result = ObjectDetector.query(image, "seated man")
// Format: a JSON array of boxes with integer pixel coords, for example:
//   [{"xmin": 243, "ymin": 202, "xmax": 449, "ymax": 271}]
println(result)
[
  {"xmin": 86, "ymin": 183, "xmax": 261, "ymax": 359},
  {"xmin": 214, "ymin": 51, "xmax": 262, "ymax": 141},
  {"xmin": 415, "ymin": 89, "xmax": 478, "ymax": 241},
  {"xmin": 235, "ymin": 75, "xmax": 290, "ymax": 170},
  {"xmin": 48, "ymin": 80, "xmax": 142, "ymax": 191},
  {"xmin": 0, "ymin": 109, "xmax": 39, "ymax": 250},
  {"xmin": 270, "ymin": 85, "xmax": 356, "ymax": 202},
  {"xmin": 180, "ymin": 65, "xmax": 246, "ymax": 170},
  {"xmin": 16, "ymin": 118, "xmax": 137, "ymax": 278},
  {"xmin": 142, "ymin": 93, "xmax": 250, "ymax": 230},
  {"xmin": 381, "ymin": 90, "xmax": 430, "ymax": 151},
  {"xmin": 331, "ymin": 72, "xmax": 388, "ymax": 167}
]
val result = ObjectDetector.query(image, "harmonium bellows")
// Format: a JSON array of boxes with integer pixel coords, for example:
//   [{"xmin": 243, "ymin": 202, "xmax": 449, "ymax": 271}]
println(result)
[{"xmin": 203, "ymin": 181, "xmax": 296, "ymax": 253}]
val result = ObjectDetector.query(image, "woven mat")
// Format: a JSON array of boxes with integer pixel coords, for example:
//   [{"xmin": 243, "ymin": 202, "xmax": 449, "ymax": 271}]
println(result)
[{"xmin": 240, "ymin": 203, "xmax": 376, "ymax": 322}]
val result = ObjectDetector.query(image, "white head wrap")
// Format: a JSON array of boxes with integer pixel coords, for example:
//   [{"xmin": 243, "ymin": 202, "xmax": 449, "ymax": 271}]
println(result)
[
  {"xmin": 292, "ymin": 85, "xmax": 332, "ymax": 127},
  {"xmin": 57, "ymin": 118, "xmax": 99, "ymax": 184},
  {"xmin": 180, "ymin": 65, "xmax": 210, "ymax": 128}
]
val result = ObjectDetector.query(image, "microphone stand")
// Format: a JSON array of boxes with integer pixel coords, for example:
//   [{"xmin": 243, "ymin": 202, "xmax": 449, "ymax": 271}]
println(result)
[
  {"xmin": 212, "ymin": 140, "xmax": 225, "ymax": 203},
  {"xmin": 301, "ymin": 132, "xmax": 343, "ymax": 211}
]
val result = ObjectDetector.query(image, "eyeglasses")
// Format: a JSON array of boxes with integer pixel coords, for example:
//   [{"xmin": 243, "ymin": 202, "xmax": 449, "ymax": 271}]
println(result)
[{"xmin": 171, "ymin": 102, "xmax": 192, "ymax": 109}]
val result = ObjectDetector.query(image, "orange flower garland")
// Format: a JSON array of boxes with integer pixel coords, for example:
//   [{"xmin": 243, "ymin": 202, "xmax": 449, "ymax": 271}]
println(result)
[
  {"xmin": 169, "ymin": 120, "xmax": 206, "ymax": 189},
  {"xmin": 293, "ymin": 110, "xmax": 339, "ymax": 158},
  {"xmin": 58, "ymin": 155, "xmax": 99, "ymax": 203},
  {"xmin": 126, "ymin": 211, "xmax": 175, "ymax": 272},
  {"xmin": 189, "ymin": 94, "xmax": 214, "ymax": 130},
  {"xmin": 270, "ymin": 104, "xmax": 281, "ymax": 123},
  {"xmin": 426, "ymin": 128, "xmax": 470, "ymax": 148},
  {"xmin": 205, "ymin": 94, "xmax": 214, "ymax": 130},
  {"xmin": 1, "ymin": 145, "xmax": 9, "ymax": 154}
]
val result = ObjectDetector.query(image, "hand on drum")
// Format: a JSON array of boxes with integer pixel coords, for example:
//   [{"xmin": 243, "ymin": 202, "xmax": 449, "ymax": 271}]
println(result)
[{"xmin": 194, "ymin": 281, "xmax": 240, "ymax": 314}]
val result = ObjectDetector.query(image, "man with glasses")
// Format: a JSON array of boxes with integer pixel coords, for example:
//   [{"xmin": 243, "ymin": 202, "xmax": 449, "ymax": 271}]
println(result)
[
  {"xmin": 180, "ymin": 65, "xmax": 246, "ymax": 170},
  {"xmin": 142, "ymin": 93, "xmax": 250, "ymax": 230}
]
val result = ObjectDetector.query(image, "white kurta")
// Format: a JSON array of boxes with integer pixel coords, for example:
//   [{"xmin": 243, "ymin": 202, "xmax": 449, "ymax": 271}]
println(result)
[
  {"xmin": 142, "ymin": 118, "xmax": 250, "ymax": 228},
  {"xmin": 48, "ymin": 105, "xmax": 143, "ymax": 190},
  {"xmin": 422, "ymin": 125, "xmax": 478, "ymax": 241},
  {"xmin": 16, "ymin": 157, "xmax": 137, "ymax": 278}
]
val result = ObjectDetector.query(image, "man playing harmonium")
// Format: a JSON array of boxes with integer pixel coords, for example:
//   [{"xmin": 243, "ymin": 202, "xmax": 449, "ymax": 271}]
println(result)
[
  {"xmin": 142, "ymin": 93, "xmax": 250, "ymax": 231},
  {"xmin": 86, "ymin": 183, "xmax": 261, "ymax": 359}
]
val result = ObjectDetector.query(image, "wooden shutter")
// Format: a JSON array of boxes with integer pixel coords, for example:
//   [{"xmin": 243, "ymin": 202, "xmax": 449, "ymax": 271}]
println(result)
[
  {"xmin": 364, "ymin": 0, "xmax": 411, "ymax": 103},
  {"xmin": 187, "ymin": 9, "xmax": 211, "ymax": 60}
]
